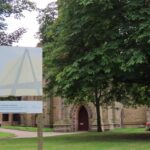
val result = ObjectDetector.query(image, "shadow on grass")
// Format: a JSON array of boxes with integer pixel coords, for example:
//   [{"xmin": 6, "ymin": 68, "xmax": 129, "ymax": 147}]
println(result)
[{"xmin": 44, "ymin": 131, "xmax": 150, "ymax": 144}]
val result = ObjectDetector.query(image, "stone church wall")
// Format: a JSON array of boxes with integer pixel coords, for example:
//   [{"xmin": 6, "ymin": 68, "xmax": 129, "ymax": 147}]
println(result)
[
  {"xmin": 122, "ymin": 106, "xmax": 147, "ymax": 127},
  {"xmin": 0, "ymin": 96, "xmax": 149, "ymax": 132},
  {"xmin": 52, "ymin": 98, "xmax": 122, "ymax": 132}
]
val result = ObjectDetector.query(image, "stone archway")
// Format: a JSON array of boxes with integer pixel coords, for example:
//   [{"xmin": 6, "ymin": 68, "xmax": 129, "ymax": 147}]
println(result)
[
  {"xmin": 71, "ymin": 104, "xmax": 92, "ymax": 131},
  {"xmin": 78, "ymin": 106, "xmax": 89, "ymax": 131}
]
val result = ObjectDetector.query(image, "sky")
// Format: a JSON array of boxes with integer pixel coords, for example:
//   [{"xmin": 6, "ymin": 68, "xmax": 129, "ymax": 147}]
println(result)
[{"xmin": 6, "ymin": 0, "xmax": 55, "ymax": 47}]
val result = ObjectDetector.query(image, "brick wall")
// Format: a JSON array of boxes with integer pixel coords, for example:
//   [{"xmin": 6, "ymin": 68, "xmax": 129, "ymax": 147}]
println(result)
[{"xmin": 123, "ymin": 106, "xmax": 147, "ymax": 127}]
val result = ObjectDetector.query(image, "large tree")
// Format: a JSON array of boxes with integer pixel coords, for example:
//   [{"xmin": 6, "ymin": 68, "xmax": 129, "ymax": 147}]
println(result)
[
  {"xmin": 39, "ymin": 0, "xmax": 150, "ymax": 131},
  {"xmin": 39, "ymin": 0, "xmax": 119, "ymax": 132},
  {"xmin": 0, "ymin": 0, "xmax": 35, "ymax": 45}
]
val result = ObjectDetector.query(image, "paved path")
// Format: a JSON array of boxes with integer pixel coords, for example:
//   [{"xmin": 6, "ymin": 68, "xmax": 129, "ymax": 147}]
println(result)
[{"xmin": 0, "ymin": 128, "xmax": 81, "ymax": 138}]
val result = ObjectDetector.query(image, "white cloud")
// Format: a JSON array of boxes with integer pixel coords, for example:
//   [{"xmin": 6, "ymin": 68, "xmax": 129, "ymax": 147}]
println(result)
[{"xmin": 6, "ymin": 0, "xmax": 56, "ymax": 47}]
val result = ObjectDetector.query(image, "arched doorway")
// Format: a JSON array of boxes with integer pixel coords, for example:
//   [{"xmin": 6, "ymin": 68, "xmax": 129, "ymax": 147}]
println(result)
[{"xmin": 78, "ymin": 106, "xmax": 89, "ymax": 131}]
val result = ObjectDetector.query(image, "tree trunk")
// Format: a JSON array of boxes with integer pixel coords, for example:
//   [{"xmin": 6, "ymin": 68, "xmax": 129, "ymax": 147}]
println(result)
[{"xmin": 95, "ymin": 88, "xmax": 102, "ymax": 132}]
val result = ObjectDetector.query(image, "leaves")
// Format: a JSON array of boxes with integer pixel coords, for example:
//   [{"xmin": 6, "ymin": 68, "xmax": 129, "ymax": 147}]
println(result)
[
  {"xmin": 0, "ymin": 28, "xmax": 26, "ymax": 45},
  {"xmin": 0, "ymin": 0, "xmax": 36, "ymax": 46},
  {"xmin": 39, "ymin": 0, "xmax": 150, "ymax": 106}
]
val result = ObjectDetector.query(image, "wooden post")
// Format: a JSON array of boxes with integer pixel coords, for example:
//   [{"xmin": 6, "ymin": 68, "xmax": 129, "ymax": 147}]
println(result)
[{"xmin": 37, "ymin": 113, "xmax": 43, "ymax": 150}]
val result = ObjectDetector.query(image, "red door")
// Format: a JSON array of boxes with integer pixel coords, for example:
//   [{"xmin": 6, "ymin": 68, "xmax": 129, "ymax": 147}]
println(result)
[{"xmin": 78, "ymin": 106, "xmax": 89, "ymax": 131}]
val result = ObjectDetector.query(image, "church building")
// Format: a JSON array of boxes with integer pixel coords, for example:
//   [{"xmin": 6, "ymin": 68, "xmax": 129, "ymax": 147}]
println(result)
[{"xmin": 0, "ymin": 96, "xmax": 149, "ymax": 132}]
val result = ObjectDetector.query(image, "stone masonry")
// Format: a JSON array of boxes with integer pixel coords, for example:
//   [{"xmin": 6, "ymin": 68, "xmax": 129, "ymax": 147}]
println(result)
[{"xmin": 0, "ymin": 96, "xmax": 149, "ymax": 132}]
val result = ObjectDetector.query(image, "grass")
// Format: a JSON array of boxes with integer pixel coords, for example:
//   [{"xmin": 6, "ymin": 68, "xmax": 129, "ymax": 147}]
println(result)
[
  {"xmin": 0, "ymin": 128, "xmax": 150, "ymax": 150},
  {"xmin": 2, "ymin": 125, "xmax": 53, "ymax": 132},
  {"xmin": 111, "ymin": 127, "xmax": 145, "ymax": 133},
  {"xmin": 0, "ymin": 132, "xmax": 15, "ymax": 139}
]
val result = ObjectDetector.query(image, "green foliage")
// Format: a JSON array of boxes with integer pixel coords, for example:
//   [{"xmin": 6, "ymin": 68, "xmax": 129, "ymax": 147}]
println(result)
[
  {"xmin": 0, "ymin": 0, "xmax": 36, "ymax": 45},
  {"xmin": 39, "ymin": 0, "xmax": 150, "ymax": 130},
  {"xmin": 40, "ymin": 0, "xmax": 150, "ymax": 102},
  {"xmin": 56, "ymin": 50, "xmax": 114, "ymax": 105}
]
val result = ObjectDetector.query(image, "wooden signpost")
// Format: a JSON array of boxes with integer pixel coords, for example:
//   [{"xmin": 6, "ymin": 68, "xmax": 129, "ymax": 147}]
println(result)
[{"xmin": 37, "ymin": 114, "xmax": 43, "ymax": 150}]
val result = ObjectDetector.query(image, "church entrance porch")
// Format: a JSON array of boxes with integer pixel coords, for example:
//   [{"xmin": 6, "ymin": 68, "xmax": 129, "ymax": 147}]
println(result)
[
  {"xmin": 70, "ymin": 104, "xmax": 93, "ymax": 132},
  {"xmin": 78, "ymin": 106, "xmax": 89, "ymax": 131}
]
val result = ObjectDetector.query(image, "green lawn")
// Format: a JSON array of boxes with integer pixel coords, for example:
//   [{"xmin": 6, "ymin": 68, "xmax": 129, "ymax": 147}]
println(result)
[
  {"xmin": 2, "ymin": 125, "xmax": 53, "ymax": 132},
  {"xmin": 0, "ymin": 128, "xmax": 150, "ymax": 150},
  {"xmin": 0, "ymin": 132, "xmax": 15, "ymax": 139}
]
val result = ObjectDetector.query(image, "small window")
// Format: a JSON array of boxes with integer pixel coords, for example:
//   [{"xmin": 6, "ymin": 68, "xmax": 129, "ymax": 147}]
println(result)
[
  {"xmin": 2, "ymin": 114, "xmax": 9, "ymax": 121},
  {"xmin": 13, "ymin": 114, "xmax": 20, "ymax": 122}
]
